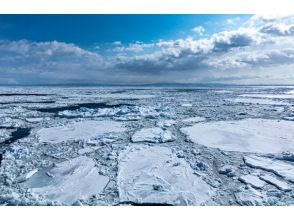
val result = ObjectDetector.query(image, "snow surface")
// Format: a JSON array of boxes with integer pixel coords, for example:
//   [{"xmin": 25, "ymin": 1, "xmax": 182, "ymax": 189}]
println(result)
[
  {"xmin": 244, "ymin": 155, "xmax": 294, "ymax": 183},
  {"xmin": 25, "ymin": 156, "xmax": 109, "ymax": 204},
  {"xmin": 38, "ymin": 120, "xmax": 126, "ymax": 143},
  {"xmin": 181, "ymin": 119, "xmax": 294, "ymax": 154},
  {"xmin": 117, "ymin": 144, "xmax": 214, "ymax": 205},
  {"xmin": 259, "ymin": 174, "xmax": 291, "ymax": 191},
  {"xmin": 131, "ymin": 127, "xmax": 175, "ymax": 143},
  {"xmin": 239, "ymin": 175, "xmax": 266, "ymax": 189}
]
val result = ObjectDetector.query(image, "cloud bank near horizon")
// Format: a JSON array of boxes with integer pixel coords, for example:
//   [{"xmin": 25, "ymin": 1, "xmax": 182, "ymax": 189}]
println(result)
[{"xmin": 1, "ymin": 15, "xmax": 294, "ymax": 85}]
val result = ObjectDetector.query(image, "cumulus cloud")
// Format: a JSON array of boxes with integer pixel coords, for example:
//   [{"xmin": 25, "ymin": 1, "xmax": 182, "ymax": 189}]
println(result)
[{"xmin": 1, "ymin": 15, "xmax": 294, "ymax": 85}]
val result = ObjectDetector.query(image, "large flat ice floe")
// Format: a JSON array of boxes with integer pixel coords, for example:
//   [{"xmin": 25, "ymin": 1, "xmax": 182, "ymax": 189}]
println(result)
[
  {"xmin": 117, "ymin": 144, "xmax": 214, "ymax": 205},
  {"xmin": 181, "ymin": 119, "xmax": 294, "ymax": 154},
  {"xmin": 38, "ymin": 120, "xmax": 125, "ymax": 143},
  {"xmin": 25, "ymin": 156, "xmax": 109, "ymax": 204},
  {"xmin": 244, "ymin": 155, "xmax": 294, "ymax": 183},
  {"xmin": 131, "ymin": 127, "xmax": 175, "ymax": 143}
]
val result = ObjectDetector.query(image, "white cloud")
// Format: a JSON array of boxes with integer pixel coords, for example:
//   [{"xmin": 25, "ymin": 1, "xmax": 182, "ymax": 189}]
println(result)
[
  {"xmin": 1, "ymin": 15, "xmax": 294, "ymax": 85},
  {"xmin": 192, "ymin": 26, "xmax": 205, "ymax": 35}
]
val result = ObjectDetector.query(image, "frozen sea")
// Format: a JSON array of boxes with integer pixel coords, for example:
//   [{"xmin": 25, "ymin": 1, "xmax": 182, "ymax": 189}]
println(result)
[{"xmin": 0, "ymin": 85, "xmax": 294, "ymax": 205}]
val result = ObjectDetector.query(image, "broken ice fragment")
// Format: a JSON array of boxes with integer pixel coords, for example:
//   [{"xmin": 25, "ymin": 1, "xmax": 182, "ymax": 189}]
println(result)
[
  {"xmin": 117, "ymin": 144, "xmax": 214, "ymax": 205},
  {"xmin": 259, "ymin": 174, "xmax": 291, "ymax": 191},
  {"xmin": 131, "ymin": 127, "xmax": 175, "ymax": 143},
  {"xmin": 38, "ymin": 120, "xmax": 125, "ymax": 143},
  {"xmin": 25, "ymin": 156, "xmax": 109, "ymax": 204},
  {"xmin": 239, "ymin": 175, "xmax": 266, "ymax": 189},
  {"xmin": 244, "ymin": 155, "xmax": 294, "ymax": 183}
]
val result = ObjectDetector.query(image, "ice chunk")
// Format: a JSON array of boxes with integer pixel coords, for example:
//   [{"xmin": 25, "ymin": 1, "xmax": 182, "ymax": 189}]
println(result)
[
  {"xmin": 25, "ymin": 156, "xmax": 109, "ymax": 204},
  {"xmin": 227, "ymin": 98, "xmax": 290, "ymax": 106},
  {"xmin": 235, "ymin": 186, "xmax": 265, "ymax": 206},
  {"xmin": 218, "ymin": 165, "xmax": 236, "ymax": 177},
  {"xmin": 25, "ymin": 118, "xmax": 43, "ymax": 123},
  {"xmin": 16, "ymin": 169, "xmax": 38, "ymax": 183},
  {"xmin": 38, "ymin": 120, "xmax": 125, "ymax": 143},
  {"xmin": 182, "ymin": 116, "xmax": 206, "ymax": 123},
  {"xmin": 131, "ymin": 127, "xmax": 175, "ymax": 143},
  {"xmin": 156, "ymin": 120, "xmax": 176, "ymax": 128},
  {"xmin": 117, "ymin": 144, "xmax": 214, "ymax": 205},
  {"xmin": 182, "ymin": 103, "xmax": 193, "ymax": 107},
  {"xmin": 181, "ymin": 119, "xmax": 294, "ymax": 154},
  {"xmin": 244, "ymin": 155, "xmax": 294, "ymax": 183},
  {"xmin": 259, "ymin": 174, "xmax": 291, "ymax": 191},
  {"xmin": 239, "ymin": 175, "xmax": 266, "ymax": 189}
]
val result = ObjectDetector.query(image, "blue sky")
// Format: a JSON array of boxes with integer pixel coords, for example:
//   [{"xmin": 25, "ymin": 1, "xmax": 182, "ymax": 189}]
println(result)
[{"xmin": 0, "ymin": 14, "xmax": 294, "ymax": 85}]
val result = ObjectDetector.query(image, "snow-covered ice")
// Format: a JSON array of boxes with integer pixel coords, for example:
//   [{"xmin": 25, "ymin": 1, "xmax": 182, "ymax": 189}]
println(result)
[
  {"xmin": 181, "ymin": 119, "xmax": 294, "ymax": 153},
  {"xmin": 244, "ymin": 155, "xmax": 294, "ymax": 183},
  {"xmin": 240, "ymin": 94, "xmax": 294, "ymax": 99},
  {"xmin": 131, "ymin": 127, "xmax": 175, "ymax": 143},
  {"xmin": 117, "ymin": 144, "xmax": 214, "ymax": 205},
  {"xmin": 24, "ymin": 156, "xmax": 109, "ymax": 204},
  {"xmin": 38, "ymin": 120, "xmax": 126, "ymax": 143},
  {"xmin": 259, "ymin": 174, "xmax": 291, "ymax": 191},
  {"xmin": 235, "ymin": 186, "xmax": 265, "ymax": 206},
  {"xmin": 239, "ymin": 175, "xmax": 266, "ymax": 189}
]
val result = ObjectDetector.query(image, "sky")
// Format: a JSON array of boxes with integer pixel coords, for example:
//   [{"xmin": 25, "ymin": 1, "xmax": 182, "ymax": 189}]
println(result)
[{"xmin": 0, "ymin": 14, "xmax": 294, "ymax": 85}]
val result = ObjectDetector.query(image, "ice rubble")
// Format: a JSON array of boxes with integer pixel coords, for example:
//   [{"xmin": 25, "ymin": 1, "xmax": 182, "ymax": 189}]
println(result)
[
  {"xmin": 0, "ymin": 129, "xmax": 11, "ymax": 143},
  {"xmin": 259, "ymin": 174, "xmax": 291, "ymax": 191},
  {"xmin": 58, "ymin": 105, "xmax": 171, "ymax": 121},
  {"xmin": 117, "ymin": 144, "xmax": 214, "ymax": 205},
  {"xmin": 227, "ymin": 98, "xmax": 290, "ymax": 106},
  {"xmin": 244, "ymin": 155, "xmax": 294, "ymax": 183},
  {"xmin": 239, "ymin": 175, "xmax": 266, "ymax": 189},
  {"xmin": 38, "ymin": 120, "xmax": 126, "ymax": 143},
  {"xmin": 25, "ymin": 156, "xmax": 109, "ymax": 204},
  {"xmin": 131, "ymin": 127, "xmax": 175, "ymax": 143},
  {"xmin": 181, "ymin": 119, "xmax": 294, "ymax": 154}
]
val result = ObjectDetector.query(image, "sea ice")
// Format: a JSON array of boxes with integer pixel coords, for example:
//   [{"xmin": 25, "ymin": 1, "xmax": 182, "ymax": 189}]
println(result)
[
  {"xmin": 38, "ymin": 120, "xmax": 126, "ymax": 143},
  {"xmin": 227, "ymin": 98, "xmax": 290, "ymax": 106},
  {"xmin": 156, "ymin": 120, "xmax": 176, "ymax": 128},
  {"xmin": 239, "ymin": 175, "xmax": 266, "ymax": 189},
  {"xmin": 181, "ymin": 119, "xmax": 294, "ymax": 154},
  {"xmin": 117, "ymin": 144, "xmax": 214, "ymax": 205},
  {"xmin": 259, "ymin": 174, "xmax": 291, "ymax": 191},
  {"xmin": 235, "ymin": 186, "xmax": 265, "ymax": 206},
  {"xmin": 182, "ymin": 116, "xmax": 206, "ymax": 123},
  {"xmin": 25, "ymin": 156, "xmax": 109, "ymax": 204},
  {"xmin": 244, "ymin": 155, "xmax": 294, "ymax": 183},
  {"xmin": 240, "ymin": 94, "xmax": 294, "ymax": 99},
  {"xmin": 131, "ymin": 127, "xmax": 175, "ymax": 143}
]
